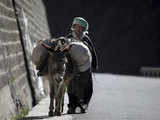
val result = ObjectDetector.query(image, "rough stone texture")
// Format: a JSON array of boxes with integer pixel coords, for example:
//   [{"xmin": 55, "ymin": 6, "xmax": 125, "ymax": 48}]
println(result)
[
  {"xmin": 0, "ymin": 85, "xmax": 16, "ymax": 120},
  {"xmin": 0, "ymin": 0, "xmax": 50, "ymax": 119},
  {"xmin": 14, "ymin": 0, "xmax": 51, "ymax": 101}
]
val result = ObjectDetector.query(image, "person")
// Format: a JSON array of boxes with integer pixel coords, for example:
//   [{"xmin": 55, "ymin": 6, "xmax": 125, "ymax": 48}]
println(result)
[{"xmin": 65, "ymin": 17, "xmax": 98, "ymax": 114}]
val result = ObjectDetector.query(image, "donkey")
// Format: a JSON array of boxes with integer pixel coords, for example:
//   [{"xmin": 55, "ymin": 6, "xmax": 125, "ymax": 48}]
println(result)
[
  {"xmin": 32, "ymin": 37, "xmax": 73, "ymax": 116},
  {"xmin": 44, "ymin": 37, "xmax": 73, "ymax": 116},
  {"xmin": 32, "ymin": 37, "xmax": 86, "ymax": 116}
]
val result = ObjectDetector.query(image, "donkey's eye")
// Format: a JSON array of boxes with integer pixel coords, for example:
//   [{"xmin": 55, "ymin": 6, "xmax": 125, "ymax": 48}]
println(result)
[{"xmin": 61, "ymin": 40, "xmax": 65, "ymax": 45}]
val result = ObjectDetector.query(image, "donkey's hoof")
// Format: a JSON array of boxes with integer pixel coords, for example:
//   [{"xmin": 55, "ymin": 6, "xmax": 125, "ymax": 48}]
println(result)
[
  {"xmin": 54, "ymin": 111, "xmax": 61, "ymax": 116},
  {"xmin": 48, "ymin": 111, "xmax": 54, "ymax": 116}
]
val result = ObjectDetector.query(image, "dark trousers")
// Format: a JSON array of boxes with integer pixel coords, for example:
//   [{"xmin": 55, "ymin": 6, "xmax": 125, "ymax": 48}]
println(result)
[{"xmin": 67, "ymin": 68, "xmax": 93, "ymax": 109}]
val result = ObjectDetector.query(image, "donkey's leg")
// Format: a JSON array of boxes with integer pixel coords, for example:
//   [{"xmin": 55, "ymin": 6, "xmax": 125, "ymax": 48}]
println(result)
[
  {"xmin": 56, "ymin": 80, "xmax": 67, "ymax": 114},
  {"xmin": 61, "ymin": 95, "xmax": 64, "ymax": 113},
  {"xmin": 54, "ymin": 84, "xmax": 61, "ymax": 116},
  {"xmin": 59, "ymin": 82, "xmax": 66, "ymax": 114},
  {"xmin": 48, "ymin": 82, "xmax": 54, "ymax": 116},
  {"xmin": 54, "ymin": 79, "xmax": 67, "ymax": 116},
  {"xmin": 55, "ymin": 99, "xmax": 61, "ymax": 116},
  {"xmin": 54, "ymin": 63, "xmax": 66, "ymax": 116}
]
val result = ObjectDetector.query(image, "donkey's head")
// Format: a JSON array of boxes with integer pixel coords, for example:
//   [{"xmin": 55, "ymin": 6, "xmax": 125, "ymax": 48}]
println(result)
[
  {"xmin": 53, "ymin": 37, "xmax": 71, "ymax": 52},
  {"xmin": 48, "ymin": 37, "xmax": 69, "ymax": 83}
]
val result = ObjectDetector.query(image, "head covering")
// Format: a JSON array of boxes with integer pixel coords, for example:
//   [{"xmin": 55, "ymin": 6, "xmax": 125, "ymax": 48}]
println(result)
[{"xmin": 71, "ymin": 17, "xmax": 89, "ymax": 32}]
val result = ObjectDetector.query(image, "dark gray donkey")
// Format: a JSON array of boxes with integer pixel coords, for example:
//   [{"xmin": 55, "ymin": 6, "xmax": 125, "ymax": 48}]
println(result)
[{"xmin": 32, "ymin": 37, "xmax": 73, "ymax": 116}]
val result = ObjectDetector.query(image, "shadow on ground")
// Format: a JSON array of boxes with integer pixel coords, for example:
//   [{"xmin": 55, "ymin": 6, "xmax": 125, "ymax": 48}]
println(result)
[
  {"xmin": 22, "ymin": 112, "xmax": 85, "ymax": 120},
  {"xmin": 22, "ymin": 115, "xmax": 49, "ymax": 120}
]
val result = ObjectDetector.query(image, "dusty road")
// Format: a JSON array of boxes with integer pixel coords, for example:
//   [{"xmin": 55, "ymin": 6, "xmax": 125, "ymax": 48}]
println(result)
[{"xmin": 26, "ymin": 74, "xmax": 160, "ymax": 120}]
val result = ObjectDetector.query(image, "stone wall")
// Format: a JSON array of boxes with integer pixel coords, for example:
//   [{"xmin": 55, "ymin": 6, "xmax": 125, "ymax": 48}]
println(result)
[{"xmin": 0, "ymin": 0, "xmax": 50, "ymax": 119}]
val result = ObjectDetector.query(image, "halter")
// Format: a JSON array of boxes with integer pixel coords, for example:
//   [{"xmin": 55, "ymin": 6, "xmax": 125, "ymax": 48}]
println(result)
[{"xmin": 40, "ymin": 37, "xmax": 68, "ymax": 53}]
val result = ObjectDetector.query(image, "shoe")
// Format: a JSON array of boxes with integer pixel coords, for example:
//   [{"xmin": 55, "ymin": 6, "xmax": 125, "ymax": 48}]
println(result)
[
  {"xmin": 80, "ymin": 108, "xmax": 86, "ymax": 113},
  {"xmin": 82, "ymin": 104, "xmax": 88, "ymax": 110}
]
